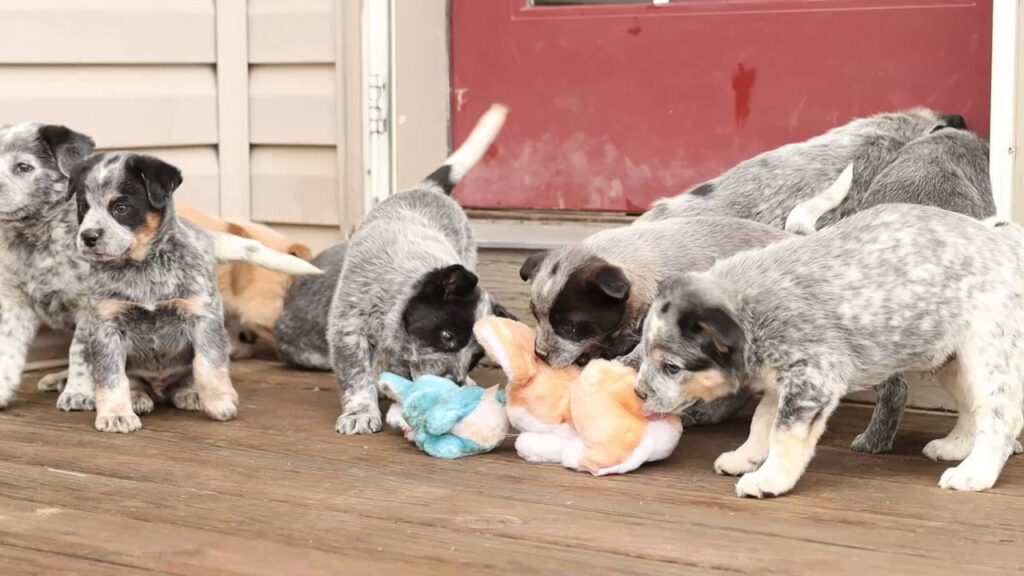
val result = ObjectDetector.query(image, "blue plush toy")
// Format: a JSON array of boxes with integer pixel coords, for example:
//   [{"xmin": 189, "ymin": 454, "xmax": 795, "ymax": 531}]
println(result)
[{"xmin": 379, "ymin": 372, "xmax": 509, "ymax": 458}]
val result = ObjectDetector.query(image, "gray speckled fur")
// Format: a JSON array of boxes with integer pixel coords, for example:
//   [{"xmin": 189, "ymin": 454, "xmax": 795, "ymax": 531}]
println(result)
[
  {"xmin": 637, "ymin": 204, "xmax": 1024, "ymax": 496},
  {"xmin": 0, "ymin": 123, "xmax": 94, "ymax": 409},
  {"xmin": 638, "ymin": 108, "xmax": 955, "ymax": 227},
  {"xmin": 274, "ymin": 242, "xmax": 348, "ymax": 370},
  {"xmin": 528, "ymin": 217, "xmax": 790, "ymax": 426},
  {"xmin": 75, "ymin": 153, "xmax": 236, "ymax": 433}
]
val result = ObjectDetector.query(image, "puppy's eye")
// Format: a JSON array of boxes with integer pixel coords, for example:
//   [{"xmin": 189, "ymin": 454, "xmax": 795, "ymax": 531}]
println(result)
[
  {"xmin": 439, "ymin": 329, "xmax": 457, "ymax": 348},
  {"xmin": 110, "ymin": 204, "xmax": 132, "ymax": 217},
  {"xmin": 663, "ymin": 362, "xmax": 681, "ymax": 376},
  {"xmin": 565, "ymin": 321, "xmax": 579, "ymax": 335},
  {"xmin": 14, "ymin": 163, "xmax": 33, "ymax": 174}
]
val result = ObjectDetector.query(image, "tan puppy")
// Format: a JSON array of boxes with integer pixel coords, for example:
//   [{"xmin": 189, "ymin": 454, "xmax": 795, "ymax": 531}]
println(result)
[{"xmin": 177, "ymin": 203, "xmax": 313, "ymax": 358}]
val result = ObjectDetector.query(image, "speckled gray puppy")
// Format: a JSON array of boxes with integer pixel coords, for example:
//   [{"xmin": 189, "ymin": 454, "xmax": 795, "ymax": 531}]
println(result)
[
  {"xmin": 328, "ymin": 105, "xmax": 508, "ymax": 435},
  {"xmin": 636, "ymin": 204, "xmax": 1024, "ymax": 497},
  {"xmin": 638, "ymin": 108, "xmax": 962, "ymax": 227},
  {"xmin": 275, "ymin": 242, "xmax": 348, "ymax": 370}
]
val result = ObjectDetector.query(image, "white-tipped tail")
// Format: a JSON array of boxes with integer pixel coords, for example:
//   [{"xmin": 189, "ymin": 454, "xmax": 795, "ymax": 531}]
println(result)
[
  {"xmin": 424, "ymin": 103, "xmax": 508, "ymax": 193},
  {"xmin": 211, "ymin": 232, "xmax": 322, "ymax": 276},
  {"xmin": 784, "ymin": 163, "xmax": 855, "ymax": 235}
]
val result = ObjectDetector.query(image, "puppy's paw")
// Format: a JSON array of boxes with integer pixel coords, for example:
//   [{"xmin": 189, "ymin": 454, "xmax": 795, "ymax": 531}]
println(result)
[
  {"xmin": 939, "ymin": 462, "xmax": 1000, "ymax": 492},
  {"xmin": 95, "ymin": 413, "xmax": 142, "ymax": 434},
  {"xmin": 714, "ymin": 450, "xmax": 764, "ymax": 476},
  {"xmin": 1015, "ymin": 440, "xmax": 1023, "ymax": 455},
  {"xmin": 170, "ymin": 387, "xmax": 202, "ymax": 411},
  {"xmin": 57, "ymin": 390, "xmax": 95, "ymax": 412},
  {"xmin": 37, "ymin": 372, "xmax": 67, "ymax": 392},
  {"xmin": 335, "ymin": 409, "xmax": 382, "ymax": 435},
  {"xmin": 923, "ymin": 435, "xmax": 974, "ymax": 462},
  {"xmin": 734, "ymin": 469, "xmax": 796, "ymax": 499},
  {"xmin": 202, "ymin": 395, "xmax": 238, "ymax": 422},
  {"xmin": 850, "ymin": 432, "xmax": 894, "ymax": 454},
  {"xmin": 131, "ymin": 388, "xmax": 155, "ymax": 415},
  {"xmin": 0, "ymin": 388, "xmax": 12, "ymax": 410}
]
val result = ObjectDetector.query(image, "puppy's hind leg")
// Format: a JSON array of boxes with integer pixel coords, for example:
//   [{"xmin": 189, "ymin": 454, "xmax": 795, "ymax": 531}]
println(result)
[
  {"xmin": 0, "ymin": 295, "xmax": 40, "ymax": 409},
  {"xmin": 938, "ymin": 332, "xmax": 1024, "ymax": 492},
  {"xmin": 330, "ymin": 325, "xmax": 382, "ymax": 435},
  {"xmin": 923, "ymin": 362, "xmax": 977, "ymax": 462},
  {"xmin": 850, "ymin": 373, "xmax": 907, "ymax": 453}
]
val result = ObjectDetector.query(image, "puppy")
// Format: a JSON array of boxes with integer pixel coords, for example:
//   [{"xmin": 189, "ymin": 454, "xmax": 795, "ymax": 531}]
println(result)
[
  {"xmin": 178, "ymin": 202, "xmax": 315, "ymax": 358},
  {"xmin": 638, "ymin": 108, "xmax": 966, "ymax": 227},
  {"xmin": 520, "ymin": 217, "xmax": 789, "ymax": 426},
  {"xmin": 635, "ymin": 204, "xmax": 1024, "ymax": 497},
  {"xmin": 786, "ymin": 125, "xmax": 993, "ymax": 234},
  {"xmin": 274, "ymin": 242, "xmax": 347, "ymax": 370},
  {"xmin": 328, "ymin": 104, "xmax": 508, "ymax": 435},
  {"xmin": 70, "ymin": 153, "xmax": 242, "ymax": 432},
  {"xmin": 0, "ymin": 123, "xmax": 96, "ymax": 409}
]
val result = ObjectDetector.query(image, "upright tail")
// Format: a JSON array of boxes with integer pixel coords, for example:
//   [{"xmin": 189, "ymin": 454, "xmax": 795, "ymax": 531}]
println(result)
[
  {"xmin": 423, "ymin": 103, "xmax": 509, "ymax": 195},
  {"xmin": 211, "ymin": 232, "xmax": 322, "ymax": 276},
  {"xmin": 784, "ymin": 163, "xmax": 854, "ymax": 236}
]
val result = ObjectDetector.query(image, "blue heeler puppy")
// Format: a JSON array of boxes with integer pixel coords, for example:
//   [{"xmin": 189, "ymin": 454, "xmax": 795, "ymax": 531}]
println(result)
[
  {"xmin": 635, "ymin": 204, "xmax": 1024, "ymax": 497},
  {"xmin": 328, "ymin": 104, "xmax": 508, "ymax": 435}
]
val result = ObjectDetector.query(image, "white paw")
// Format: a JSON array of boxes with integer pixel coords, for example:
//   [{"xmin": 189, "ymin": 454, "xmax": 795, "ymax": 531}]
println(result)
[
  {"xmin": 923, "ymin": 435, "xmax": 974, "ymax": 462},
  {"xmin": 57, "ymin": 390, "xmax": 95, "ymax": 412},
  {"xmin": 335, "ymin": 408, "xmax": 382, "ymax": 435},
  {"xmin": 735, "ymin": 468, "xmax": 797, "ymax": 498},
  {"xmin": 938, "ymin": 461, "xmax": 1000, "ymax": 492},
  {"xmin": 95, "ymin": 413, "xmax": 142, "ymax": 434},
  {"xmin": 0, "ymin": 388, "xmax": 12, "ymax": 410},
  {"xmin": 131, "ymin": 389, "xmax": 155, "ymax": 415},
  {"xmin": 202, "ymin": 395, "xmax": 238, "ymax": 422},
  {"xmin": 714, "ymin": 450, "xmax": 764, "ymax": 476},
  {"xmin": 170, "ymin": 388, "xmax": 202, "ymax": 411},
  {"xmin": 37, "ymin": 372, "xmax": 67, "ymax": 392}
]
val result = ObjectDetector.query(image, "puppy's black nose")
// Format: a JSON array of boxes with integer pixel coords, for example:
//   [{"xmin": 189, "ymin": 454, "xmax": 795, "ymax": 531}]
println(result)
[
  {"xmin": 534, "ymin": 347, "xmax": 548, "ymax": 362},
  {"xmin": 80, "ymin": 229, "xmax": 103, "ymax": 248}
]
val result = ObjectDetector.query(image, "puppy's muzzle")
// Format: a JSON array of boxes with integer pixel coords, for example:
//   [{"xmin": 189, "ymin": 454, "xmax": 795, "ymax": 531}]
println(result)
[{"xmin": 80, "ymin": 228, "xmax": 103, "ymax": 248}]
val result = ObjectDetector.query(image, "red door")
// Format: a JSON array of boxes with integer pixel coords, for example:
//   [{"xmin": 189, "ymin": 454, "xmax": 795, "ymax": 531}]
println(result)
[{"xmin": 450, "ymin": 0, "xmax": 993, "ymax": 213}]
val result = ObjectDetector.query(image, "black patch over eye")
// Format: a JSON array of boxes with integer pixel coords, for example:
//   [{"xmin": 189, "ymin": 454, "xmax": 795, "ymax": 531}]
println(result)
[
  {"xmin": 110, "ymin": 203, "xmax": 133, "ymax": 218},
  {"xmin": 14, "ymin": 163, "xmax": 34, "ymax": 174},
  {"xmin": 439, "ymin": 329, "xmax": 457, "ymax": 349}
]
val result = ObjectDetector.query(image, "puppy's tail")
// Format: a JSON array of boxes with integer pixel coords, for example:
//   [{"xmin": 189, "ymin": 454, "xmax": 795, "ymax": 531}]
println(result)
[
  {"xmin": 784, "ymin": 164, "xmax": 854, "ymax": 236},
  {"xmin": 211, "ymin": 232, "xmax": 323, "ymax": 276},
  {"xmin": 422, "ymin": 103, "xmax": 508, "ymax": 195}
]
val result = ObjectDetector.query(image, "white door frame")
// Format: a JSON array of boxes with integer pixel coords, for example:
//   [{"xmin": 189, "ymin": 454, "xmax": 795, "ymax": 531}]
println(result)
[
  {"xmin": 990, "ymin": 0, "xmax": 1020, "ymax": 219},
  {"xmin": 363, "ymin": 0, "xmax": 396, "ymax": 212}
]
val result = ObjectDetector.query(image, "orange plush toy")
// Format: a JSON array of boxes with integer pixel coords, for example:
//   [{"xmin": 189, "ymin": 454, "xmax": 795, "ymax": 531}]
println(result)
[{"xmin": 473, "ymin": 317, "xmax": 682, "ymax": 475}]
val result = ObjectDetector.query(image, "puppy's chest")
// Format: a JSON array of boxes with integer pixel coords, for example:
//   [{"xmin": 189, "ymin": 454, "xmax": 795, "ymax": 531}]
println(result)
[
  {"xmin": 112, "ymin": 306, "xmax": 199, "ymax": 372},
  {"xmin": 3, "ymin": 239, "xmax": 89, "ymax": 329}
]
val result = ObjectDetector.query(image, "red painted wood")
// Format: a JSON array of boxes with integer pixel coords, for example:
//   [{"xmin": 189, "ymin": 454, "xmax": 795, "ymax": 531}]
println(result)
[{"xmin": 450, "ymin": 0, "xmax": 993, "ymax": 212}]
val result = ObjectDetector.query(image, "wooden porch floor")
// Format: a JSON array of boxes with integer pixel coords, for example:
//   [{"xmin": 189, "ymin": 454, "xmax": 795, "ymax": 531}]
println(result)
[{"xmin": 1, "ymin": 360, "xmax": 1022, "ymax": 575}]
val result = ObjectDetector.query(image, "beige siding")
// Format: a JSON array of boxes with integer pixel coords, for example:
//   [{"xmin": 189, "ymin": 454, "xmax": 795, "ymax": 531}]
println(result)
[
  {"xmin": 249, "ymin": 65, "xmax": 336, "ymax": 145},
  {"xmin": 249, "ymin": 0, "xmax": 335, "ymax": 64},
  {"xmin": 251, "ymin": 147, "xmax": 339, "ymax": 226}
]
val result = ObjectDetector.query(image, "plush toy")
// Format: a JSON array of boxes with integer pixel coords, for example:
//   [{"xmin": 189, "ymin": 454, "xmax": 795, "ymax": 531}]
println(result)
[
  {"xmin": 379, "ymin": 373, "xmax": 509, "ymax": 458},
  {"xmin": 473, "ymin": 317, "xmax": 682, "ymax": 475}
]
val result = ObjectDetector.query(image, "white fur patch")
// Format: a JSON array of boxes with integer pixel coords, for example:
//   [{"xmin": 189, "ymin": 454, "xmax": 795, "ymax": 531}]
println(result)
[{"xmin": 506, "ymin": 405, "xmax": 574, "ymax": 437}]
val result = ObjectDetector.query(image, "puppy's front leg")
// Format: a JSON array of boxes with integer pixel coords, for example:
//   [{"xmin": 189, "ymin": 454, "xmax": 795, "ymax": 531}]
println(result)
[
  {"xmin": 330, "ymin": 326, "xmax": 382, "ymax": 435},
  {"xmin": 850, "ymin": 373, "xmax": 907, "ymax": 453},
  {"xmin": 87, "ymin": 327, "xmax": 140, "ymax": 433},
  {"xmin": 735, "ymin": 368, "xmax": 840, "ymax": 498},
  {"xmin": 191, "ymin": 313, "xmax": 239, "ymax": 422},
  {"xmin": 0, "ymin": 295, "xmax": 40, "ymax": 409},
  {"xmin": 715, "ymin": 388, "xmax": 778, "ymax": 476},
  {"xmin": 56, "ymin": 326, "xmax": 97, "ymax": 411}
]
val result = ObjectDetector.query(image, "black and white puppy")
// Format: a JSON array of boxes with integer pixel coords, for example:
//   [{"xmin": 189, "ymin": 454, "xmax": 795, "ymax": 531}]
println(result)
[
  {"xmin": 274, "ymin": 242, "xmax": 348, "ymax": 371},
  {"xmin": 635, "ymin": 204, "xmax": 1024, "ymax": 497},
  {"xmin": 70, "ymin": 154, "xmax": 236, "ymax": 432},
  {"xmin": 520, "ymin": 217, "xmax": 790, "ymax": 426},
  {"xmin": 328, "ymin": 104, "xmax": 508, "ymax": 435}
]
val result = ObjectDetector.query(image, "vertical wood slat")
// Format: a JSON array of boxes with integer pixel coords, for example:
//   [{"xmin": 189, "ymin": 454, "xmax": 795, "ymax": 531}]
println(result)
[
  {"xmin": 216, "ymin": 0, "xmax": 251, "ymax": 220},
  {"xmin": 335, "ymin": 0, "xmax": 364, "ymax": 237}
]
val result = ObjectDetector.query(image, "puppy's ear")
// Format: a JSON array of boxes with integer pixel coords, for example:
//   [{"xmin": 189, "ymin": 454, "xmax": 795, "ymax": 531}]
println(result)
[
  {"xmin": 586, "ymin": 263, "xmax": 630, "ymax": 302},
  {"xmin": 519, "ymin": 251, "xmax": 549, "ymax": 282},
  {"xmin": 37, "ymin": 125, "xmax": 95, "ymax": 178},
  {"xmin": 939, "ymin": 113, "xmax": 967, "ymax": 131},
  {"xmin": 128, "ymin": 155, "xmax": 182, "ymax": 210},
  {"xmin": 490, "ymin": 299, "xmax": 517, "ymax": 321},
  {"xmin": 678, "ymin": 307, "xmax": 746, "ymax": 371},
  {"xmin": 429, "ymin": 264, "xmax": 479, "ymax": 301}
]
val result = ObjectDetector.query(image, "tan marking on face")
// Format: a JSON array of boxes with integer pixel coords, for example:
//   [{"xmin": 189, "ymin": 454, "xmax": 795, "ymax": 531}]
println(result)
[
  {"xmin": 128, "ymin": 212, "xmax": 162, "ymax": 261},
  {"xmin": 95, "ymin": 299, "xmax": 136, "ymax": 321},
  {"xmin": 650, "ymin": 348, "xmax": 666, "ymax": 363},
  {"xmin": 164, "ymin": 294, "xmax": 211, "ymax": 317},
  {"xmin": 680, "ymin": 369, "xmax": 732, "ymax": 402}
]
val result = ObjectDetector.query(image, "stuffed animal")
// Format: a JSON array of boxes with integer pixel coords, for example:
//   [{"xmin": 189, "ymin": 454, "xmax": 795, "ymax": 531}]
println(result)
[
  {"xmin": 379, "ymin": 373, "xmax": 509, "ymax": 458},
  {"xmin": 473, "ymin": 317, "xmax": 682, "ymax": 475}
]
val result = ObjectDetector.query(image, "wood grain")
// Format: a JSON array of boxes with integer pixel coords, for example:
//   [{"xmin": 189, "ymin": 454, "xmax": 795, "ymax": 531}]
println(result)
[{"xmin": 0, "ymin": 360, "xmax": 1020, "ymax": 575}]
